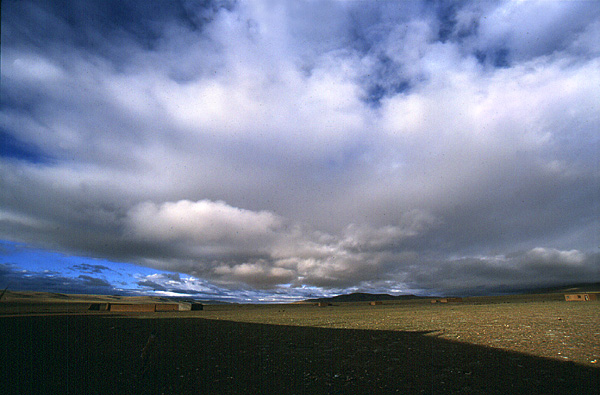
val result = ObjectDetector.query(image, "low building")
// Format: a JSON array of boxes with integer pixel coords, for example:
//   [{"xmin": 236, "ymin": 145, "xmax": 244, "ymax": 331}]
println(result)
[
  {"xmin": 370, "ymin": 301, "xmax": 382, "ymax": 306},
  {"xmin": 155, "ymin": 303, "xmax": 179, "ymax": 312},
  {"xmin": 103, "ymin": 302, "xmax": 202, "ymax": 312},
  {"xmin": 88, "ymin": 303, "xmax": 109, "ymax": 311},
  {"xmin": 108, "ymin": 303, "xmax": 156, "ymax": 312},
  {"xmin": 431, "ymin": 297, "xmax": 463, "ymax": 304},
  {"xmin": 564, "ymin": 293, "xmax": 598, "ymax": 302}
]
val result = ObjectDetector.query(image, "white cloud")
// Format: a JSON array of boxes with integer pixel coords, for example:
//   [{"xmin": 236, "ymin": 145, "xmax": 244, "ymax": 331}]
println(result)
[
  {"xmin": 473, "ymin": 0, "xmax": 600, "ymax": 60},
  {"xmin": 1, "ymin": 0, "xmax": 598, "ymax": 297},
  {"xmin": 213, "ymin": 261, "xmax": 296, "ymax": 288},
  {"xmin": 5, "ymin": 53, "xmax": 65, "ymax": 81},
  {"xmin": 524, "ymin": 248, "xmax": 586, "ymax": 267},
  {"xmin": 407, "ymin": 248, "xmax": 600, "ymax": 294},
  {"xmin": 127, "ymin": 200, "xmax": 282, "ymax": 245}
]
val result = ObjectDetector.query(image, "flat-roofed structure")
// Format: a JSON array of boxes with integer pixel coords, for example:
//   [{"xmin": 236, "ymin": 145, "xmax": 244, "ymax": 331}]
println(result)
[
  {"xmin": 564, "ymin": 293, "xmax": 598, "ymax": 302},
  {"xmin": 431, "ymin": 297, "xmax": 463, "ymax": 304},
  {"xmin": 108, "ymin": 303, "xmax": 156, "ymax": 312},
  {"xmin": 155, "ymin": 303, "xmax": 179, "ymax": 312}
]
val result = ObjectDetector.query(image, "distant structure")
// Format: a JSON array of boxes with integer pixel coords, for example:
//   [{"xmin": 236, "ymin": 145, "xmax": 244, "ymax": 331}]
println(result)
[
  {"xmin": 564, "ymin": 293, "xmax": 598, "ymax": 302},
  {"xmin": 155, "ymin": 304, "xmax": 179, "ymax": 312},
  {"xmin": 87, "ymin": 303, "xmax": 204, "ymax": 312},
  {"xmin": 315, "ymin": 302, "xmax": 331, "ymax": 307},
  {"xmin": 430, "ymin": 297, "xmax": 463, "ymax": 304},
  {"xmin": 109, "ymin": 303, "xmax": 157, "ymax": 312},
  {"xmin": 88, "ymin": 303, "xmax": 109, "ymax": 311},
  {"xmin": 176, "ymin": 302, "xmax": 203, "ymax": 311},
  {"xmin": 370, "ymin": 301, "xmax": 382, "ymax": 306}
]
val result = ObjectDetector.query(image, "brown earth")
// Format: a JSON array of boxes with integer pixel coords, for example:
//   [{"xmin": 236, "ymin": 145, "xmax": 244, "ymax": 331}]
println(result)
[
  {"xmin": 190, "ymin": 300, "xmax": 600, "ymax": 366},
  {"xmin": 1, "ymin": 313, "xmax": 598, "ymax": 395}
]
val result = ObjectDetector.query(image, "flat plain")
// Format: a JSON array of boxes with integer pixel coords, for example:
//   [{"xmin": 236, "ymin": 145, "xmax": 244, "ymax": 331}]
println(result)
[{"xmin": 1, "ymin": 292, "xmax": 598, "ymax": 394}]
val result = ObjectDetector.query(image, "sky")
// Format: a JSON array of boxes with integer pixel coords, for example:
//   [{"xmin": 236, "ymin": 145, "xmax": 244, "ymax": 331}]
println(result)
[{"xmin": 1, "ymin": 0, "xmax": 599, "ymax": 302}]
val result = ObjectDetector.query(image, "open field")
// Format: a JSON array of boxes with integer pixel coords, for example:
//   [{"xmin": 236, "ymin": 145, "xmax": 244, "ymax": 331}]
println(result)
[
  {"xmin": 195, "ymin": 298, "xmax": 600, "ymax": 367},
  {"xmin": 1, "ymin": 293, "xmax": 598, "ymax": 394}
]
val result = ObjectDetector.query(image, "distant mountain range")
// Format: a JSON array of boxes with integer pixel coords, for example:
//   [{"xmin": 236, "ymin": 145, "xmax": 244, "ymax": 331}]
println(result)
[
  {"xmin": 304, "ymin": 292, "xmax": 423, "ymax": 303},
  {"xmin": 521, "ymin": 282, "xmax": 600, "ymax": 294},
  {"xmin": 303, "ymin": 282, "xmax": 600, "ymax": 303},
  {"xmin": 4, "ymin": 282, "xmax": 598, "ymax": 306}
]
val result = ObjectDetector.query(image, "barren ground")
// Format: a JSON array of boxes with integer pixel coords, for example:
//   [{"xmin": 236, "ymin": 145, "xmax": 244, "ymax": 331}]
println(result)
[{"xmin": 0, "ymin": 294, "xmax": 598, "ymax": 394}]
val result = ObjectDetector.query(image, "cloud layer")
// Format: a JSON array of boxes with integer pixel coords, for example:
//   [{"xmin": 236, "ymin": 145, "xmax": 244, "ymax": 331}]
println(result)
[{"xmin": 1, "ymin": 1, "xmax": 599, "ymax": 298}]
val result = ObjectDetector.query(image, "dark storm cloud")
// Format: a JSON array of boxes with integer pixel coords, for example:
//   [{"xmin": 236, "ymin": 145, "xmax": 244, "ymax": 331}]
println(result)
[
  {"xmin": 0, "ymin": 262, "xmax": 117, "ymax": 294},
  {"xmin": 77, "ymin": 274, "xmax": 112, "ymax": 288},
  {"xmin": 136, "ymin": 273, "xmax": 210, "ymax": 295},
  {"xmin": 0, "ymin": 129, "xmax": 52, "ymax": 164},
  {"xmin": 1, "ymin": 0, "xmax": 234, "ymax": 56},
  {"xmin": 137, "ymin": 279, "xmax": 169, "ymax": 292},
  {"xmin": 406, "ymin": 249, "xmax": 600, "ymax": 295},
  {"xmin": 70, "ymin": 263, "xmax": 114, "ymax": 274},
  {"xmin": 1, "ymin": 0, "xmax": 599, "ymax": 299}
]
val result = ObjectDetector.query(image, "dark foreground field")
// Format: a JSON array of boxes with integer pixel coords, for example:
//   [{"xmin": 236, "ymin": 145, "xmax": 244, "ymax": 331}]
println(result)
[{"xmin": 1, "ymin": 314, "xmax": 598, "ymax": 395}]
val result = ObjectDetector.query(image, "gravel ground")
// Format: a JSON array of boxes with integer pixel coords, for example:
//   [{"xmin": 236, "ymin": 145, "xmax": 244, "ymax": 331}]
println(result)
[
  {"xmin": 194, "ymin": 300, "xmax": 600, "ymax": 366},
  {"xmin": 1, "ymin": 303, "xmax": 598, "ymax": 395}
]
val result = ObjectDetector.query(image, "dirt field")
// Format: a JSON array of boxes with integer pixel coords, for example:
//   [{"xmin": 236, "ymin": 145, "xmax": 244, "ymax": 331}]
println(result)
[
  {"xmin": 195, "ymin": 298, "xmax": 600, "ymax": 367},
  {"xmin": 1, "ymin": 295, "xmax": 598, "ymax": 394}
]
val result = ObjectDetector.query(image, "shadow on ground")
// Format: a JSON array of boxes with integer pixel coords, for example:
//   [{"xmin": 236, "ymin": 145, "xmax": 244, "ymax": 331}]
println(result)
[{"xmin": 1, "ymin": 316, "xmax": 598, "ymax": 394}]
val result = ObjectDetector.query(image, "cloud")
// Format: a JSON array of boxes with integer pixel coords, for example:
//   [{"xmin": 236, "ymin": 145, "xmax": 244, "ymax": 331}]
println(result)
[
  {"xmin": 1, "ymin": 1, "xmax": 598, "ymax": 298},
  {"xmin": 77, "ymin": 275, "xmax": 112, "ymax": 288},
  {"xmin": 70, "ymin": 263, "xmax": 114, "ymax": 274},
  {"xmin": 133, "ymin": 272, "xmax": 299, "ymax": 302},
  {"xmin": 120, "ymin": 199, "xmax": 421, "ymax": 289},
  {"xmin": 407, "ymin": 248, "xmax": 600, "ymax": 295},
  {"xmin": 0, "ymin": 262, "xmax": 116, "ymax": 294},
  {"xmin": 468, "ymin": 1, "xmax": 600, "ymax": 62},
  {"xmin": 213, "ymin": 262, "xmax": 296, "ymax": 289},
  {"xmin": 127, "ymin": 199, "xmax": 283, "ymax": 245}
]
